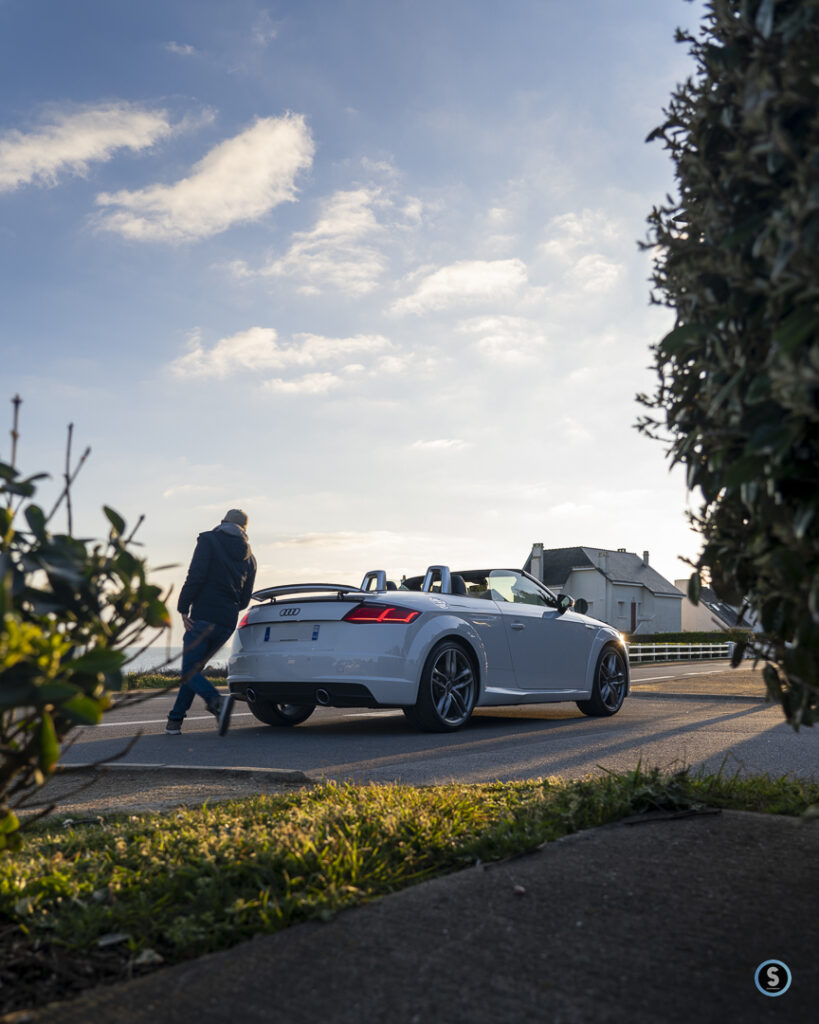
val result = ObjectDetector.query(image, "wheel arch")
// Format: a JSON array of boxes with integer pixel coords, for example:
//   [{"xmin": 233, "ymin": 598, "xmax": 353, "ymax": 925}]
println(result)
[
  {"xmin": 409, "ymin": 615, "xmax": 488, "ymax": 699},
  {"xmin": 411, "ymin": 632, "xmax": 482, "ymax": 731},
  {"xmin": 436, "ymin": 633, "xmax": 483, "ymax": 697},
  {"xmin": 587, "ymin": 633, "xmax": 630, "ymax": 696}
]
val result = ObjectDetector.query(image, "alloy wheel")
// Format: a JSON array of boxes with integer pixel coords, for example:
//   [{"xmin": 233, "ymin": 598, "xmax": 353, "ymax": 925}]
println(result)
[
  {"xmin": 598, "ymin": 649, "xmax": 627, "ymax": 711},
  {"xmin": 429, "ymin": 646, "xmax": 476, "ymax": 727}
]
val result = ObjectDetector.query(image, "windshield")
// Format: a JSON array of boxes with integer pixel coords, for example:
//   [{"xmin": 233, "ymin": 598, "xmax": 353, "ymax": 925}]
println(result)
[
  {"xmin": 400, "ymin": 568, "xmax": 556, "ymax": 604},
  {"xmin": 483, "ymin": 570, "xmax": 553, "ymax": 605}
]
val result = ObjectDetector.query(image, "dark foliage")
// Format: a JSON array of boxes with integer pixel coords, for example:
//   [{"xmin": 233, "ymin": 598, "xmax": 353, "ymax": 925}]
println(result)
[
  {"xmin": 638, "ymin": 0, "xmax": 819, "ymax": 727},
  {"xmin": 0, "ymin": 457, "xmax": 170, "ymax": 849}
]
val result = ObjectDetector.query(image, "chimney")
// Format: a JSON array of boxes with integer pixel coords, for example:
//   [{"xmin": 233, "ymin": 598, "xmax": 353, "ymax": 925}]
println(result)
[
  {"xmin": 530, "ymin": 542, "xmax": 544, "ymax": 581},
  {"xmin": 597, "ymin": 551, "xmax": 607, "ymax": 572},
  {"xmin": 643, "ymin": 550, "xmax": 649, "ymax": 566}
]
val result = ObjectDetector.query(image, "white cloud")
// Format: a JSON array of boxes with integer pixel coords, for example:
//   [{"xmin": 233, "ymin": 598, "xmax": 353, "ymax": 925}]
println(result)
[
  {"xmin": 263, "ymin": 373, "xmax": 343, "ymax": 395},
  {"xmin": 267, "ymin": 529, "xmax": 407, "ymax": 550},
  {"xmin": 361, "ymin": 156, "xmax": 398, "ymax": 177},
  {"xmin": 170, "ymin": 327, "xmax": 394, "ymax": 379},
  {"xmin": 402, "ymin": 197, "xmax": 423, "ymax": 224},
  {"xmin": 374, "ymin": 354, "xmax": 410, "ymax": 375},
  {"xmin": 457, "ymin": 315, "xmax": 548, "ymax": 364},
  {"xmin": 254, "ymin": 188, "xmax": 388, "ymax": 295},
  {"xmin": 165, "ymin": 41, "xmax": 198, "ymax": 56},
  {"xmin": 252, "ymin": 11, "xmax": 279, "ymax": 45},
  {"xmin": 96, "ymin": 114, "xmax": 314, "ymax": 241},
  {"xmin": 409, "ymin": 439, "xmax": 470, "ymax": 452},
  {"xmin": 549, "ymin": 500, "xmax": 594, "ymax": 518},
  {"xmin": 559, "ymin": 417, "xmax": 593, "ymax": 442},
  {"xmin": 260, "ymin": 350, "xmax": 410, "ymax": 396},
  {"xmin": 170, "ymin": 327, "xmax": 278, "ymax": 377},
  {"xmin": 0, "ymin": 103, "xmax": 173, "ymax": 192},
  {"xmin": 162, "ymin": 483, "xmax": 217, "ymax": 498},
  {"xmin": 539, "ymin": 208, "xmax": 623, "ymax": 261},
  {"xmin": 391, "ymin": 258, "xmax": 528, "ymax": 315},
  {"xmin": 536, "ymin": 209, "xmax": 626, "ymax": 298},
  {"xmin": 566, "ymin": 253, "xmax": 623, "ymax": 293}
]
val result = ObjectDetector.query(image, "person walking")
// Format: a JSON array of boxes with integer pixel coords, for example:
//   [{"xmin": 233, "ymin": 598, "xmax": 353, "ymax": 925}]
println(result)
[{"xmin": 165, "ymin": 509, "xmax": 257, "ymax": 736}]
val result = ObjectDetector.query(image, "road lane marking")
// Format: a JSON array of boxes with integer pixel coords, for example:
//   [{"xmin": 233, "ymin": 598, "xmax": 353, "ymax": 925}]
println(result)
[
  {"xmin": 339, "ymin": 711, "xmax": 402, "ymax": 719},
  {"xmin": 84, "ymin": 712, "xmax": 255, "ymax": 728},
  {"xmin": 634, "ymin": 668, "xmax": 744, "ymax": 683},
  {"xmin": 86, "ymin": 710, "xmax": 402, "ymax": 728},
  {"xmin": 681, "ymin": 668, "xmax": 734, "ymax": 676}
]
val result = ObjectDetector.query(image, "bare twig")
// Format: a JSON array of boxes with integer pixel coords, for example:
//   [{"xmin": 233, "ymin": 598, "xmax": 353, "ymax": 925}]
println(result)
[
  {"xmin": 12, "ymin": 801, "xmax": 58, "ymax": 827},
  {"xmin": 9, "ymin": 394, "xmax": 21, "ymax": 470},
  {"xmin": 125, "ymin": 514, "xmax": 145, "ymax": 545},
  {"xmin": 46, "ymin": 445, "xmax": 91, "ymax": 524},
  {"xmin": 6, "ymin": 394, "xmax": 22, "ymax": 511},
  {"xmin": 14, "ymin": 733, "xmax": 145, "ymax": 813},
  {"xmin": 64, "ymin": 422, "xmax": 74, "ymax": 536},
  {"xmin": 114, "ymin": 684, "xmax": 176, "ymax": 708},
  {"xmin": 121, "ymin": 627, "xmax": 178, "ymax": 668}
]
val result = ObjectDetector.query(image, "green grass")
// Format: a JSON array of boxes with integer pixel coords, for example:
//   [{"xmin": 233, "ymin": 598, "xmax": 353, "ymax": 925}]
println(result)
[
  {"xmin": 3, "ymin": 766, "xmax": 818, "ymax": 974},
  {"xmin": 119, "ymin": 670, "xmax": 226, "ymax": 691}
]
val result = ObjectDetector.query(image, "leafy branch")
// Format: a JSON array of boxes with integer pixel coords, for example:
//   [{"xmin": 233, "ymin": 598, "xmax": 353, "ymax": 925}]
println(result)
[{"xmin": 1, "ymin": 400, "xmax": 172, "ymax": 850}]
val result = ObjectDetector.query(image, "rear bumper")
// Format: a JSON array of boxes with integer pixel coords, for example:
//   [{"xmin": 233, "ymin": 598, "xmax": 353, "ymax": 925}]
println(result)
[
  {"xmin": 229, "ymin": 679, "xmax": 391, "ymax": 709},
  {"xmin": 227, "ymin": 647, "xmax": 419, "ymax": 705}
]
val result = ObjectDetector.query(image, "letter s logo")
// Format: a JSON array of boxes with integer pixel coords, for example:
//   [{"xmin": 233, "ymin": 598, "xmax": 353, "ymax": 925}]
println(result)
[{"xmin": 755, "ymin": 960, "xmax": 791, "ymax": 997}]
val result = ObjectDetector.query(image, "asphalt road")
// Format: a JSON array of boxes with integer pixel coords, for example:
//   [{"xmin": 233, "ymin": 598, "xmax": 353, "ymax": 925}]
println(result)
[{"xmin": 59, "ymin": 662, "xmax": 819, "ymax": 784}]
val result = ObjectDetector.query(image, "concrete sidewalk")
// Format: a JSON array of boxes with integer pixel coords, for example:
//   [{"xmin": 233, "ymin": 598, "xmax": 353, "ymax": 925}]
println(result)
[
  {"xmin": 31, "ymin": 809, "xmax": 818, "ymax": 1024},
  {"xmin": 629, "ymin": 664, "xmax": 768, "ymax": 700}
]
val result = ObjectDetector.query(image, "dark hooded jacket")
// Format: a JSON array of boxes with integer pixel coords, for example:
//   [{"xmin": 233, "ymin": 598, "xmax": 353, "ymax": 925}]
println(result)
[{"xmin": 177, "ymin": 523, "xmax": 257, "ymax": 629}]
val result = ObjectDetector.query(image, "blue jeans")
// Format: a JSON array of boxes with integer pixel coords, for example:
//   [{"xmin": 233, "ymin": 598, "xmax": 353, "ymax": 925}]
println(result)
[{"xmin": 168, "ymin": 619, "xmax": 235, "ymax": 722}]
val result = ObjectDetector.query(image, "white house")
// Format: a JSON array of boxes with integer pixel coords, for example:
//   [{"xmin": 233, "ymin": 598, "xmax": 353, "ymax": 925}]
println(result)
[
  {"xmin": 674, "ymin": 579, "xmax": 758, "ymax": 633},
  {"xmin": 524, "ymin": 544, "xmax": 683, "ymax": 635}
]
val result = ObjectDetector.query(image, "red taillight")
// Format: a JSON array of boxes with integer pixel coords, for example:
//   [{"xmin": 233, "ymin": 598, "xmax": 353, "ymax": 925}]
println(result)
[
  {"xmin": 343, "ymin": 603, "xmax": 420, "ymax": 624},
  {"xmin": 238, "ymin": 612, "xmax": 249, "ymax": 629}
]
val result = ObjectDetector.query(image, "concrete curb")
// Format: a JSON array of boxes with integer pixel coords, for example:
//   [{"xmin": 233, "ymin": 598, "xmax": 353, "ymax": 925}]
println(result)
[{"xmin": 55, "ymin": 762, "xmax": 312, "ymax": 785}]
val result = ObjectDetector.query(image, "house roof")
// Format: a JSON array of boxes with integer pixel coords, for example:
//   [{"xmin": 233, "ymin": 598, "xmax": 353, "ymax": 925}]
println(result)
[
  {"xmin": 525, "ymin": 545, "xmax": 682, "ymax": 598},
  {"xmin": 524, "ymin": 545, "xmax": 595, "ymax": 583},
  {"xmin": 699, "ymin": 587, "xmax": 754, "ymax": 629}
]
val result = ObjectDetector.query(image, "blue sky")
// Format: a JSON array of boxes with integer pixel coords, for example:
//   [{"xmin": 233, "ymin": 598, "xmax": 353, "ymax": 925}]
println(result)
[{"xmin": 1, "ymin": 0, "xmax": 706, "ymax": 639}]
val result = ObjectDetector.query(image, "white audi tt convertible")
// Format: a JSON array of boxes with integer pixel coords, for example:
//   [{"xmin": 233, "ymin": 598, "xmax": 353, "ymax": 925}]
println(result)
[{"xmin": 227, "ymin": 565, "xmax": 629, "ymax": 732}]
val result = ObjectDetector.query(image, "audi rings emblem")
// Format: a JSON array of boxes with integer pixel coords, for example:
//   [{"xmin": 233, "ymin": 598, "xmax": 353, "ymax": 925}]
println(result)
[{"xmin": 280, "ymin": 607, "xmax": 301, "ymax": 617}]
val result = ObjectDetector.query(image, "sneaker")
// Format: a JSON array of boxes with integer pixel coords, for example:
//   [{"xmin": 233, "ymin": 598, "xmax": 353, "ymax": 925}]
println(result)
[
  {"xmin": 217, "ymin": 694, "xmax": 234, "ymax": 736},
  {"xmin": 165, "ymin": 720, "xmax": 182, "ymax": 735}
]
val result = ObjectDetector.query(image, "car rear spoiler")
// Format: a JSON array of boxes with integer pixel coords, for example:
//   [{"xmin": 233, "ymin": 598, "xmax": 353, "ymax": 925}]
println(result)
[
  {"xmin": 251, "ymin": 584, "xmax": 366, "ymax": 602},
  {"xmin": 252, "ymin": 570, "xmax": 392, "ymax": 603}
]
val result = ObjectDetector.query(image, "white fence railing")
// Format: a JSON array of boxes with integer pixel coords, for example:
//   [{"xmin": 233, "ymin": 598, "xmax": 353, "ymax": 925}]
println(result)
[{"xmin": 626, "ymin": 642, "xmax": 734, "ymax": 664}]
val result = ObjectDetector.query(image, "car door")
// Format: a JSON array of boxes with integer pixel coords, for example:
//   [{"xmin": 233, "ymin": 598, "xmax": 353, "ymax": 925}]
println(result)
[
  {"xmin": 446, "ymin": 585, "xmax": 517, "ymax": 691},
  {"xmin": 490, "ymin": 571, "xmax": 594, "ymax": 691}
]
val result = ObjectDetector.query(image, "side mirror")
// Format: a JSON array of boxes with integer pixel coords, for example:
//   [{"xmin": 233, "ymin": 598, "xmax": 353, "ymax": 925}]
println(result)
[
  {"xmin": 574, "ymin": 597, "xmax": 589, "ymax": 615},
  {"xmin": 556, "ymin": 593, "xmax": 573, "ymax": 615}
]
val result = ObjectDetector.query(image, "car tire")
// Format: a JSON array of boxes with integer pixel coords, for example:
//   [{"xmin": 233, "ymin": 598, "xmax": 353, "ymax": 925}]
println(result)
[
  {"xmin": 411, "ymin": 639, "xmax": 477, "ymax": 732},
  {"xmin": 576, "ymin": 644, "xmax": 628, "ymax": 717},
  {"xmin": 401, "ymin": 705, "xmax": 422, "ymax": 727},
  {"xmin": 248, "ymin": 699, "xmax": 315, "ymax": 727}
]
